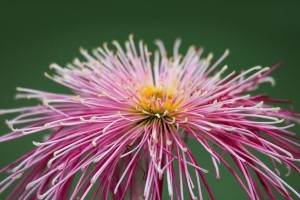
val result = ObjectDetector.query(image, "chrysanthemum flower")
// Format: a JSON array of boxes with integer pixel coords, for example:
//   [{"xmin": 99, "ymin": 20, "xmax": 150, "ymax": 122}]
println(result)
[{"xmin": 0, "ymin": 36, "xmax": 300, "ymax": 200}]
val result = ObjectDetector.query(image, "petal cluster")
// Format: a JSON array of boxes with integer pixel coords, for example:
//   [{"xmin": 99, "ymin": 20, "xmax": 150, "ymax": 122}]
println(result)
[{"xmin": 0, "ymin": 36, "xmax": 299, "ymax": 200}]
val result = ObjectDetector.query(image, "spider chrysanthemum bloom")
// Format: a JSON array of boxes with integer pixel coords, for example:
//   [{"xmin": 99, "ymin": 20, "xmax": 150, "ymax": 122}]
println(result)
[{"xmin": 0, "ymin": 36, "xmax": 300, "ymax": 200}]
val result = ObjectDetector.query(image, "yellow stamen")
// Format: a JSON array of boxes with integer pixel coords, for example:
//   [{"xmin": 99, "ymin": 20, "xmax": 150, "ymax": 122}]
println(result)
[{"xmin": 137, "ymin": 84, "xmax": 179, "ymax": 114}]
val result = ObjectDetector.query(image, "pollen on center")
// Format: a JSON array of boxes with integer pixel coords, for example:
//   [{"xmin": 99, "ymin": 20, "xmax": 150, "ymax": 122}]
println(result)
[{"xmin": 136, "ymin": 83, "xmax": 179, "ymax": 114}]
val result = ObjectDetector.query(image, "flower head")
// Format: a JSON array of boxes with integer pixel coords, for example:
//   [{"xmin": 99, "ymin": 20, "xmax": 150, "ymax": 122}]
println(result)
[{"xmin": 0, "ymin": 36, "xmax": 300, "ymax": 200}]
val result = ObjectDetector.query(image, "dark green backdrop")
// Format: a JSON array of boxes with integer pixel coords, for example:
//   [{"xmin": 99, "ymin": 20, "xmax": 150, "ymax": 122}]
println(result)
[{"xmin": 0, "ymin": 1, "xmax": 299, "ymax": 199}]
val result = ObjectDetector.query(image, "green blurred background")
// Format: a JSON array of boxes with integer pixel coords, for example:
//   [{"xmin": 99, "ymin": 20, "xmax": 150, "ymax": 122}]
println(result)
[{"xmin": 0, "ymin": 1, "xmax": 299, "ymax": 199}]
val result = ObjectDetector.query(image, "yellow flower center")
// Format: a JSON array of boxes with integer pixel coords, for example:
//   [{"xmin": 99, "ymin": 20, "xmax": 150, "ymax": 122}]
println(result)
[{"xmin": 137, "ymin": 84, "xmax": 179, "ymax": 114}]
